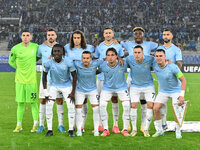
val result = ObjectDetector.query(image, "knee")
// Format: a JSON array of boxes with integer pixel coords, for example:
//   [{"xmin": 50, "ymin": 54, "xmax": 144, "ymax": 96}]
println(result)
[
  {"xmin": 147, "ymin": 102, "xmax": 154, "ymax": 109},
  {"xmin": 131, "ymin": 102, "xmax": 137, "ymax": 108},
  {"xmin": 56, "ymin": 98, "xmax": 63, "ymax": 105},
  {"xmin": 111, "ymin": 96, "xmax": 118, "ymax": 103},
  {"xmin": 153, "ymin": 105, "xmax": 160, "ymax": 113},
  {"xmin": 140, "ymin": 99, "xmax": 147, "ymax": 104},
  {"xmin": 76, "ymin": 105, "xmax": 82, "ymax": 108},
  {"xmin": 40, "ymin": 99, "xmax": 46, "ymax": 104}
]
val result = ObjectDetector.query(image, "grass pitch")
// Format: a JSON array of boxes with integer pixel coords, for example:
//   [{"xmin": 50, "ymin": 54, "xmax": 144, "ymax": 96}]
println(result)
[{"xmin": 0, "ymin": 72, "xmax": 200, "ymax": 150}]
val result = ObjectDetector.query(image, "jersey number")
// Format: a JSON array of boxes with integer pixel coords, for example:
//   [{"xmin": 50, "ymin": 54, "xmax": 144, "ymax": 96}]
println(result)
[{"xmin": 31, "ymin": 93, "xmax": 37, "ymax": 99}]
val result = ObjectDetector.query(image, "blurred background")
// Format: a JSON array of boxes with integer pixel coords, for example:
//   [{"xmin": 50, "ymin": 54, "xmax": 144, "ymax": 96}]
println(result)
[{"xmin": 0, "ymin": 0, "xmax": 200, "ymax": 71}]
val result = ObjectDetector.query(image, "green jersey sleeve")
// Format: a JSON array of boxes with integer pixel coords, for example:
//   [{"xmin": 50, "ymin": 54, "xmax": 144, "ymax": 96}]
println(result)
[{"xmin": 9, "ymin": 47, "xmax": 17, "ymax": 69}]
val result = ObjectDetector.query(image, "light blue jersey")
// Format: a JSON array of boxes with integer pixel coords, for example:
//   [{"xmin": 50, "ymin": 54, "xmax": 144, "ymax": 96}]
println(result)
[
  {"xmin": 64, "ymin": 44, "xmax": 94, "ymax": 61},
  {"xmin": 99, "ymin": 60, "xmax": 128, "ymax": 91},
  {"xmin": 74, "ymin": 60, "xmax": 101, "ymax": 93},
  {"xmin": 121, "ymin": 41, "xmax": 158, "ymax": 56},
  {"xmin": 157, "ymin": 44, "xmax": 182, "ymax": 63},
  {"xmin": 44, "ymin": 56, "xmax": 76, "ymax": 87},
  {"xmin": 121, "ymin": 40, "xmax": 158, "ymax": 78},
  {"xmin": 37, "ymin": 44, "xmax": 53, "ymax": 82},
  {"xmin": 126, "ymin": 55, "xmax": 154, "ymax": 87},
  {"xmin": 153, "ymin": 63, "xmax": 182, "ymax": 93},
  {"xmin": 94, "ymin": 42, "xmax": 124, "ymax": 80}
]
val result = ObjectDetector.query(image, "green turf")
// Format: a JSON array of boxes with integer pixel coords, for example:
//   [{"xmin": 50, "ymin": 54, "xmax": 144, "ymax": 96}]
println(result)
[{"xmin": 0, "ymin": 72, "xmax": 200, "ymax": 150}]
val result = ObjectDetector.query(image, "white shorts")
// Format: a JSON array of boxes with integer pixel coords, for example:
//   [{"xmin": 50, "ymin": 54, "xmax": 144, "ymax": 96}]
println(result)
[
  {"xmin": 39, "ymin": 81, "xmax": 63, "ymax": 99},
  {"xmin": 126, "ymin": 77, "xmax": 146, "ymax": 100},
  {"xmin": 126, "ymin": 76, "xmax": 132, "ymax": 91},
  {"xmin": 49, "ymin": 86, "xmax": 72, "ymax": 101},
  {"xmin": 130, "ymin": 86, "xmax": 155, "ymax": 103},
  {"xmin": 100, "ymin": 90, "xmax": 130, "ymax": 102},
  {"xmin": 75, "ymin": 90, "xmax": 99, "ymax": 105},
  {"xmin": 97, "ymin": 80, "xmax": 104, "ymax": 94},
  {"xmin": 155, "ymin": 92, "xmax": 181, "ymax": 104},
  {"xmin": 97, "ymin": 80, "xmax": 117, "ymax": 97}
]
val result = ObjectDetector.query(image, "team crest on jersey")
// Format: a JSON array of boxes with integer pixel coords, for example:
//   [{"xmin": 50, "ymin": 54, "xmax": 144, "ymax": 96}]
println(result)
[
  {"xmin": 62, "ymin": 65, "xmax": 67, "ymax": 69},
  {"xmin": 32, "ymin": 50, "xmax": 34, "ymax": 53},
  {"xmin": 165, "ymin": 71, "xmax": 169, "ymax": 75}
]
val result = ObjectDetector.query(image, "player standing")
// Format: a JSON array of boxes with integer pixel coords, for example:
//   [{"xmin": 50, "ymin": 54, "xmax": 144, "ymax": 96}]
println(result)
[
  {"xmin": 9, "ymin": 29, "xmax": 39, "ymax": 132},
  {"xmin": 74, "ymin": 51, "xmax": 100, "ymax": 136},
  {"xmin": 157, "ymin": 29, "xmax": 183, "ymax": 130},
  {"xmin": 94, "ymin": 28, "xmax": 124, "ymax": 133},
  {"xmin": 37, "ymin": 28, "xmax": 65, "ymax": 133},
  {"xmin": 43, "ymin": 44, "xmax": 77, "ymax": 137},
  {"xmin": 152, "ymin": 49, "xmax": 186, "ymax": 139},
  {"xmin": 64, "ymin": 30, "xmax": 95, "ymax": 132},
  {"xmin": 99, "ymin": 48, "xmax": 130, "ymax": 137},
  {"xmin": 126, "ymin": 45, "xmax": 155, "ymax": 137},
  {"xmin": 121, "ymin": 27, "xmax": 158, "ymax": 132}
]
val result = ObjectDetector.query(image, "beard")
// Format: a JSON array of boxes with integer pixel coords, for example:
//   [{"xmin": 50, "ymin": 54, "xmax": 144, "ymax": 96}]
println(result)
[
  {"xmin": 163, "ymin": 39, "xmax": 170, "ymax": 43},
  {"xmin": 48, "ymin": 39, "xmax": 55, "ymax": 43}
]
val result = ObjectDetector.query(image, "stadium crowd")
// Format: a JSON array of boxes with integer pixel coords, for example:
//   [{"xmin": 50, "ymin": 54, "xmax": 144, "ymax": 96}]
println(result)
[{"xmin": 0, "ymin": 0, "xmax": 199, "ymax": 51}]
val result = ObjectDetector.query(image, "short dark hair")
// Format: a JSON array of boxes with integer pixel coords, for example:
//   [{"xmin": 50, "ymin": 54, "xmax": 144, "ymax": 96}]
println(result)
[
  {"xmin": 134, "ymin": 45, "xmax": 143, "ymax": 51},
  {"xmin": 51, "ymin": 44, "xmax": 65, "ymax": 56},
  {"xmin": 106, "ymin": 47, "xmax": 117, "ymax": 56},
  {"xmin": 163, "ymin": 28, "xmax": 173, "ymax": 34},
  {"xmin": 21, "ymin": 29, "xmax": 30, "ymax": 34},
  {"xmin": 155, "ymin": 49, "xmax": 165, "ymax": 54},
  {"xmin": 82, "ymin": 51, "xmax": 92, "ymax": 57},
  {"xmin": 104, "ymin": 27, "xmax": 113, "ymax": 32},
  {"xmin": 47, "ymin": 28, "xmax": 57, "ymax": 34}
]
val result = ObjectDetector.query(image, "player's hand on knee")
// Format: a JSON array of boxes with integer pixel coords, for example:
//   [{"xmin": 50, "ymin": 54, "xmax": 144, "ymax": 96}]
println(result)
[
  {"xmin": 178, "ymin": 96, "xmax": 184, "ymax": 106},
  {"xmin": 68, "ymin": 93, "xmax": 75, "ymax": 104}
]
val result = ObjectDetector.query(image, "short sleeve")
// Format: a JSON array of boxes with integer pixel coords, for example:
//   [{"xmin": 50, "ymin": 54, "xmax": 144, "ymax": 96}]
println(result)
[{"xmin": 44, "ymin": 60, "xmax": 51, "ymax": 72}]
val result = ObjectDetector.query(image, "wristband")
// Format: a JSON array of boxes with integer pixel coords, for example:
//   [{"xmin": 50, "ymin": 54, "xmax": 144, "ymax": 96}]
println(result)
[{"xmin": 180, "ymin": 90, "xmax": 185, "ymax": 97}]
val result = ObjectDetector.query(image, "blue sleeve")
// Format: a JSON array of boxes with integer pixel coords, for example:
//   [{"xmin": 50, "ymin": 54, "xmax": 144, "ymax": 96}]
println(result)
[
  {"xmin": 150, "ymin": 42, "xmax": 158, "ymax": 50},
  {"xmin": 125, "ymin": 57, "xmax": 130, "ymax": 68},
  {"xmin": 117, "ymin": 44, "xmax": 124, "ymax": 57},
  {"xmin": 96, "ymin": 59, "xmax": 104, "ymax": 67},
  {"xmin": 152, "ymin": 59, "xmax": 157, "ymax": 70},
  {"xmin": 64, "ymin": 44, "xmax": 69, "ymax": 56},
  {"xmin": 172, "ymin": 64, "xmax": 181, "ymax": 75},
  {"xmin": 121, "ymin": 41, "xmax": 128, "ymax": 50},
  {"xmin": 175, "ymin": 48, "xmax": 182, "ymax": 61},
  {"xmin": 68, "ymin": 59, "xmax": 76, "ymax": 72},
  {"xmin": 44, "ymin": 60, "xmax": 50, "ymax": 72},
  {"xmin": 94, "ymin": 46, "xmax": 100, "ymax": 58},
  {"xmin": 37, "ymin": 46, "xmax": 42, "ymax": 58},
  {"xmin": 87, "ymin": 44, "xmax": 95, "ymax": 53}
]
